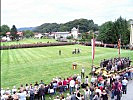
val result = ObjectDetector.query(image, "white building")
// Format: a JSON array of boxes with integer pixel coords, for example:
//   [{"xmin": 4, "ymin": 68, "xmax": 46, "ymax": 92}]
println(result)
[
  {"xmin": 71, "ymin": 27, "xmax": 79, "ymax": 39},
  {"xmin": 49, "ymin": 27, "xmax": 80, "ymax": 41},
  {"xmin": 34, "ymin": 33, "xmax": 43, "ymax": 39},
  {"xmin": 53, "ymin": 32, "xmax": 71, "ymax": 41}
]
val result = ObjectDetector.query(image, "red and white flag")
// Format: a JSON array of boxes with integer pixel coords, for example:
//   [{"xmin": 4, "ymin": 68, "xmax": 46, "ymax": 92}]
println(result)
[
  {"xmin": 91, "ymin": 38, "xmax": 95, "ymax": 60},
  {"xmin": 118, "ymin": 39, "xmax": 121, "ymax": 56}
]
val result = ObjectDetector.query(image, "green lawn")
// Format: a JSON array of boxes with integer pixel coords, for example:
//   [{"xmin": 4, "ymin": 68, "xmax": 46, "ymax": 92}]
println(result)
[
  {"xmin": 1, "ymin": 38, "xmax": 57, "ymax": 46},
  {"xmin": 1, "ymin": 45, "xmax": 133, "ymax": 89}
]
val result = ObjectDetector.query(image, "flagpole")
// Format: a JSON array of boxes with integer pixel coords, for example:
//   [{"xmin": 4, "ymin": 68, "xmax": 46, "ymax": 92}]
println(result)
[
  {"xmin": 118, "ymin": 34, "xmax": 121, "ymax": 58},
  {"xmin": 91, "ymin": 32, "xmax": 94, "ymax": 76}
]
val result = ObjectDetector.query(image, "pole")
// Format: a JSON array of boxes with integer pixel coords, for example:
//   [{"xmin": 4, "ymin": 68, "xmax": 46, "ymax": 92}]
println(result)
[
  {"xmin": 91, "ymin": 32, "xmax": 94, "ymax": 76},
  {"xmin": 118, "ymin": 34, "xmax": 121, "ymax": 58}
]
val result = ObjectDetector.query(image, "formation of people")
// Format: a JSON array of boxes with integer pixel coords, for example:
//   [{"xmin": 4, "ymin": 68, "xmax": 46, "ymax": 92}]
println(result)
[
  {"xmin": 1, "ymin": 57, "xmax": 132, "ymax": 100},
  {"xmin": 58, "ymin": 48, "xmax": 81, "ymax": 56},
  {"xmin": 100, "ymin": 57, "xmax": 132, "ymax": 72},
  {"xmin": 72, "ymin": 48, "xmax": 81, "ymax": 54}
]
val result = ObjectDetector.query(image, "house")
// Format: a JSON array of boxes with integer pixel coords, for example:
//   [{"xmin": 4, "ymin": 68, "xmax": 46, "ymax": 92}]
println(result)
[
  {"xmin": 34, "ymin": 33, "xmax": 43, "ymax": 39},
  {"xmin": 17, "ymin": 32, "xmax": 24, "ymax": 39},
  {"xmin": 71, "ymin": 27, "xmax": 79, "ymax": 39},
  {"xmin": 3, "ymin": 31, "xmax": 24, "ymax": 41},
  {"xmin": 52, "ymin": 32, "xmax": 71, "ymax": 41}
]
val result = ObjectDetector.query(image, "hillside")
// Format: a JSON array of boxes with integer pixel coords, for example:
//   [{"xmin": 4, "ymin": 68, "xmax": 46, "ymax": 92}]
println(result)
[
  {"xmin": 17, "ymin": 27, "xmax": 35, "ymax": 31},
  {"xmin": 33, "ymin": 18, "xmax": 99, "ymax": 33}
]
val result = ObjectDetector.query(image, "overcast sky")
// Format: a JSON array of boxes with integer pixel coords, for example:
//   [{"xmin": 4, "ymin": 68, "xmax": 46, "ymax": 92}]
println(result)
[{"xmin": 1, "ymin": 0, "xmax": 133, "ymax": 28}]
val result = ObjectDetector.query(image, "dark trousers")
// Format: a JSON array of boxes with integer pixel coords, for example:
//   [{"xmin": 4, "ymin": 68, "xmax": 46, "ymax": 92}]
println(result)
[
  {"xmin": 81, "ymin": 72, "xmax": 84, "ymax": 79},
  {"xmin": 39, "ymin": 95, "xmax": 45, "ymax": 100},
  {"xmin": 30, "ymin": 94, "xmax": 34, "ymax": 100},
  {"xmin": 122, "ymin": 85, "xmax": 127, "ymax": 94}
]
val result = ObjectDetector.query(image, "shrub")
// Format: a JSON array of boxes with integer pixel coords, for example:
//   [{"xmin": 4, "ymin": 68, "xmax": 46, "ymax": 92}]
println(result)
[{"xmin": 0, "ymin": 42, "xmax": 76, "ymax": 50}]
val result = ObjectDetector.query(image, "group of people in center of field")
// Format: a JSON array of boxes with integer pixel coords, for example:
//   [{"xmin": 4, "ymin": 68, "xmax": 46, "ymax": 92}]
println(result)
[
  {"xmin": 72, "ymin": 48, "xmax": 81, "ymax": 54},
  {"xmin": 58, "ymin": 48, "xmax": 81, "ymax": 55}
]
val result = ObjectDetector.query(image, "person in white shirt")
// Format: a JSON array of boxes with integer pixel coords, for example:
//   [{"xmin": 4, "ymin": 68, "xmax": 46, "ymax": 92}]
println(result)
[
  {"xmin": 1, "ymin": 88, "xmax": 5, "ymax": 96},
  {"xmin": 122, "ymin": 77, "xmax": 128, "ymax": 94},
  {"xmin": 12, "ymin": 86, "xmax": 17, "ymax": 94},
  {"xmin": 6, "ymin": 87, "xmax": 11, "ymax": 95},
  {"xmin": 77, "ymin": 74, "xmax": 81, "ymax": 84},
  {"xmin": 85, "ymin": 76, "xmax": 89, "ymax": 85},
  {"xmin": 95, "ymin": 87, "xmax": 102, "ymax": 96},
  {"xmin": 17, "ymin": 91, "xmax": 26, "ymax": 100},
  {"xmin": 69, "ymin": 79, "xmax": 75, "ymax": 94}
]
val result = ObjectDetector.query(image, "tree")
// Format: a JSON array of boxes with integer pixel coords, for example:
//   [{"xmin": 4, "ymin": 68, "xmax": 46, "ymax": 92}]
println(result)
[
  {"xmin": 97, "ymin": 21, "xmax": 114, "ymax": 44},
  {"xmin": 81, "ymin": 31, "xmax": 96, "ymax": 42},
  {"xmin": 34, "ymin": 18, "xmax": 99, "ymax": 33},
  {"xmin": 23, "ymin": 30, "xmax": 34, "ymax": 38},
  {"xmin": 97, "ymin": 17, "xmax": 130, "ymax": 45},
  {"xmin": 10, "ymin": 25, "xmax": 18, "ymax": 40},
  {"xmin": 0, "ymin": 25, "xmax": 10, "ymax": 36},
  {"xmin": 113, "ymin": 17, "xmax": 130, "ymax": 45}
]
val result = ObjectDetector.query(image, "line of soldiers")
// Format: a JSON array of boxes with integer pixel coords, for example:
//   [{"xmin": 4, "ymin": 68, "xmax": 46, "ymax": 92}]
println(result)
[{"xmin": 100, "ymin": 57, "xmax": 132, "ymax": 71}]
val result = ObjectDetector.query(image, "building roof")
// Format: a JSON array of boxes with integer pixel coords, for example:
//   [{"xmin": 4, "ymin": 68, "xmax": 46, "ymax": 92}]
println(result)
[
  {"xmin": 17, "ymin": 32, "xmax": 23, "ymax": 35},
  {"xmin": 6, "ymin": 32, "xmax": 11, "ymax": 35}
]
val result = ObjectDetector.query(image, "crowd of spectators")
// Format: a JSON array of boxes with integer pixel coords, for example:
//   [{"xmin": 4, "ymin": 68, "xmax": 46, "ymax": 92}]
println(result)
[{"xmin": 1, "ymin": 57, "xmax": 132, "ymax": 100}]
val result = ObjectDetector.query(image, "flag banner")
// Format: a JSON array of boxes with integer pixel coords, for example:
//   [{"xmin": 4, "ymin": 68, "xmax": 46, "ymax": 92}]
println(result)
[
  {"xmin": 91, "ymin": 38, "xmax": 95, "ymax": 60},
  {"xmin": 118, "ymin": 39, "xmax": 121, "ymax": 55}
]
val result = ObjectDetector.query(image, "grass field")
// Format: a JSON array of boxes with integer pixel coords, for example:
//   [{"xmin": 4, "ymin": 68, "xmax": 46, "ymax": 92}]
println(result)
[
  {"xmin": 1, "ymin": 38, "xmax": 57, "ymax": 46},
  {"xmin": 1, "ymin": 44, "xmax": 133, "ymax": 89}
]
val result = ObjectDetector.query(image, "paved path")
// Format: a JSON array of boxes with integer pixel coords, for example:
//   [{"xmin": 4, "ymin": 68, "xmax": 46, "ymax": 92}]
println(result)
[{"xmin": 121, "ymin": 80, "xmax": 133, "ymax": 100}]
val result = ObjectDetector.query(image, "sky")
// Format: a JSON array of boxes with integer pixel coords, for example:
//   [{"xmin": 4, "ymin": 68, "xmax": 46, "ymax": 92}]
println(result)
[{"xmin": 1, "ymin": 0, "xmax": 133, "ymax": 28}]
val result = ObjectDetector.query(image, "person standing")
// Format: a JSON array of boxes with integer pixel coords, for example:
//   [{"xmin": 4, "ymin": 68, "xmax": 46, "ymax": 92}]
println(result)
[
  {"xmin": 81, "ymin": 67, "xmax": 85, "ymax": 79},
  {"xmin": 38, "ymin": 85, "xmax": 45, "ymax": 100},
  {"xmin": 69, "ymin": 78, "xmax": 75, "ymax": 94},
  {"xmin": 59, "ymin": 50, "xmax": 61, "ymax": 55},
  {"xmin": 122, "ymin": 77, "xmax": 128, "ymax": 94}
]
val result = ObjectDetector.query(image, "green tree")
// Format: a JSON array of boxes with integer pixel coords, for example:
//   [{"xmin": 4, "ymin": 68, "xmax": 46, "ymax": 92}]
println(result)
[
  {"xmin": 10, "ymin": 25, "xmax": 18, "ymax": 40},
  {"xmin": 97, "ymin": 17, "xmax": 130, "ymax": 44},
  {"xmin": 0, "ymin": 25, "xmax": 10, "ymax": 36},
  {"xmin": 34, "ymin": 18, "xmax": 99, "ymax": 33},
  {"xmin": 97, "ymin": 21, "xmax": 114, "ymax": 43},
  {"xmin": 113, "ymin": 17, "xmax": 130, "ymax": 45},
  {"xmin": 23, "ymin": 30, "xmax": 34, "ymax": 38},
  {"xmin": 81, "ymin": 31, "xmax": 96, "ymax": 42}
]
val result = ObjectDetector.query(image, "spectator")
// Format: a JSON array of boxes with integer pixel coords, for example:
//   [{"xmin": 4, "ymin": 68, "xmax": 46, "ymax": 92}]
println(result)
[
  {"xmin": 81, "ymin": 67, "xmax": 85, "ymax": 79},
  {"xmin": 101, "ymin": 90, "xmax": 108, "ymax": 100},
  {"xmin": 122, "ymin": 77, "xmax": 128, "ymax": 94},
  {"xmin": 84, "ymin": 88, "xmax": 90, "ymax": 100},
  {"xmin": 39, "ymin": 80, "xmax": 44, "ymax": 85},
  {"xmin": 69, "ymin": 78, "xmax": 75, "ymax": 94},
  {"xmin": 38, "ymin": 85, "xmax": 45, "ymax": 100},
  {"xmin": 34, "ymin": 81, "xmax": 39, "ymax": 86},
  {"xmin": 29, "ymin": 85, "xmax": 34, "ymax": 100},
  {"xmin": 12, "ymin": 91, "xmax": 19, "ymax": 100},
  {"xmin": 63, "ymin": 78, "xmax": 67, "ymax": 92},
  {"xmin": 71, "ymin": 92, "xmax": 76, "ymax": 100},
  {"xmin": 85, "ymin": 76, "xmax": 89, "ymax": 86},
  {"xmin": 17, "ymin": 90, "xmax": 26, "ymax": 100},
  {"xmin": 93, "ymin": 92, "xmax": 100, "ymax": 100}
]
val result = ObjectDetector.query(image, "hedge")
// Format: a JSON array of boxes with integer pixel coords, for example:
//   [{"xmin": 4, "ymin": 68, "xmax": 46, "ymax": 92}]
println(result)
[{"xmin": 0, "ymin": 42, "xmax": 76, "ymax": 50}]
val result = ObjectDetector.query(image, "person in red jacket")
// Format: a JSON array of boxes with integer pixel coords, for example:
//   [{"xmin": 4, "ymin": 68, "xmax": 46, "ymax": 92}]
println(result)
[{"xmin": 63, "ymin": 78, "xmax": 67, "ymax": 92}]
